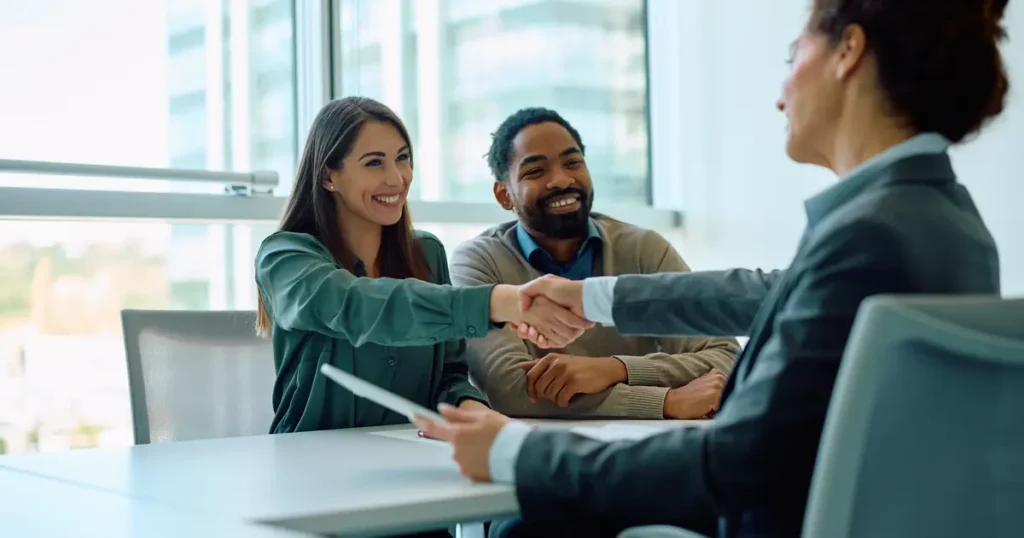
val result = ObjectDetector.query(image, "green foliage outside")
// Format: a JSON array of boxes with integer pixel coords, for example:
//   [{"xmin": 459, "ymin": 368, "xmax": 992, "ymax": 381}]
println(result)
[{"xmin": 0, "ymin": 239, "xmax": 170, "ymax": 332}]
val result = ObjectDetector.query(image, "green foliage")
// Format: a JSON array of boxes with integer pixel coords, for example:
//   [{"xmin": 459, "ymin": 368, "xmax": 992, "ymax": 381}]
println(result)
[
  {"xmin": 0, "ymin": 243, "xmax": 35, "ymax": 318},
  {"xmin": 0, "ymin": 239, "xmax": 170, "ymax": 322}
]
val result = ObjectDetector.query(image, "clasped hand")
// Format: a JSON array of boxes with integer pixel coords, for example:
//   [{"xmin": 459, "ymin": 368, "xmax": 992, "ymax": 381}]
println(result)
[
  {"xmin": 492, "ymin": 275, "xmax": 592, "ymax": 348},
  {"xmin": 515, "ymin": 275, "xmax": 591, "ymax": 348},
  {"xmin": 519, "ymin": 354, "xmax": 626, "ymax": 407}
]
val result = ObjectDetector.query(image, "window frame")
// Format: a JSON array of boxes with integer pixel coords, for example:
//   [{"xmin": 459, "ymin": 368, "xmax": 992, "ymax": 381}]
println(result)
[
  {"xmin": 645, "ymin": 0, "xmax": 687, "ymax": 214},
  {"xmin": 0, "ymin": 0, "xmax": 682, "ymax": 232}
]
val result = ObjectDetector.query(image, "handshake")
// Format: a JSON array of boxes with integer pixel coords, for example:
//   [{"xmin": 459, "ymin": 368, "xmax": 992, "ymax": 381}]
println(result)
[{"xmin": 489, "ymin": 274, "xmax": 592, "ymax": 349}]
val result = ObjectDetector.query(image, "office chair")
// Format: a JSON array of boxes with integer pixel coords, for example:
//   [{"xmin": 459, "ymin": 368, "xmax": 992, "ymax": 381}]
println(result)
[
  {"xmin": 803, "ymin": 295, "xmax": 1024, "ymax": 537},
  {"xmin": 619, "ymin": 295, "xmax": 1024, "ymax": 538},
  {"xmin": 121, "ymin": 310, "xmax": 276, "ymax": 444}
]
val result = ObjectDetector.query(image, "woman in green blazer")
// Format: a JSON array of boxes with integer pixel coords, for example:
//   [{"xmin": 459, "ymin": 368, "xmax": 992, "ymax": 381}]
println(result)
[{"xmin": 255, "ymin": 97, "xmax": 590, "ymax": 433}]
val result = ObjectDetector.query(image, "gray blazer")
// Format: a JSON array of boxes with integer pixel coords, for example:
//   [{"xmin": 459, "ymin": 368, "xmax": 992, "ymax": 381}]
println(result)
[{"xmin": 511, "ymin": 153, "xmax": 1001, "ymax": 538}]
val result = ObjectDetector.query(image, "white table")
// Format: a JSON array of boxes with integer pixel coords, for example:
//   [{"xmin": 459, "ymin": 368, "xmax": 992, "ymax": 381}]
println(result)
[
  {"xmin": 0, "ymin": 468, "xmax": 307, "ymax": 538},
  {"xmin": 0, "ymin": 420, "xmax": 705, "ymax": 536}
]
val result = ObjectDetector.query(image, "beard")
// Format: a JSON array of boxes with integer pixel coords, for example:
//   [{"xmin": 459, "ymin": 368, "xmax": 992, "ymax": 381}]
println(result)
[{"xmin": 518, "ymin": 186, "xmax": 593, "ymax": 239}]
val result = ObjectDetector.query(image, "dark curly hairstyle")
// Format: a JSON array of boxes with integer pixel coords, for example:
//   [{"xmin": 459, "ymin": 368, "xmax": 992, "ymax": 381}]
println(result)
[
  {"xmin": 486, "ymin": 107, "xmax": 586, "ymax": 181},
  {"xmin": 809, "ymin": 0, "xmax": 1010, "ymax": 143}
]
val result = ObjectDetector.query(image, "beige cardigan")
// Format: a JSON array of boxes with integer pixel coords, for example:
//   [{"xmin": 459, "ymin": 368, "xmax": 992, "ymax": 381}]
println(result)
[{"xmin": 450, "ymin": 214, "xmax": 739, "ymax": 419}]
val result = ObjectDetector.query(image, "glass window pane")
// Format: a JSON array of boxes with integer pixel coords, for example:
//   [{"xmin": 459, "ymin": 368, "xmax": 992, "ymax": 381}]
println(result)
[
  {"xmin": 0, "ymin": 0, "xmax": 297, "ymax": 195},
  {"xmin": 336, "ymin": 0, "xmax": 650, "ymax": 205},
  {"xmin": 0, "ymin": 217, "xmax": 482, "ymax": 455},
  {"xmin": 0, "ymin": 219, "xmax": 276, "ymax": 454}
]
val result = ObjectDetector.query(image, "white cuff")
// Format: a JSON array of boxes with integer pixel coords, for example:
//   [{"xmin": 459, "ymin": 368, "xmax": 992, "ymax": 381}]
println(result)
[
  {"xmin": 487, "ymin": 421, "xmax": 532, "ymax": 484},
  {"xmin": 582, "ymin": 276, "xmax": 617, "ymax": 326}
]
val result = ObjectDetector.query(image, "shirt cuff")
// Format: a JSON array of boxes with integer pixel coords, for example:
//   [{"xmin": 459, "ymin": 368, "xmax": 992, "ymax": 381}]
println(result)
[
  {"xmin": 453, "ymin": 284, "xmax": 497, "ymax": 338},
  {"xmin": 488, "ymin": 421, "xmax": 532, "ymax": 484},
  {"xmin": 582, "ymin": 276, "xmax": 617, "ymax": 326}
]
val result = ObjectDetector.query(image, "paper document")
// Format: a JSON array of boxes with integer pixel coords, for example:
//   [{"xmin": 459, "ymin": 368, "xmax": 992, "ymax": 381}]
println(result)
[
  {"xmin": 370, "ymin": 429, "xmax": 449, "ymax": 447},
  {"xmin": 569, "ymin": 424, "xmax": 668, "ymax": 442},
  {"xmin": 319, "ymin": 364, "xmax": 446, "ymax": 423}
]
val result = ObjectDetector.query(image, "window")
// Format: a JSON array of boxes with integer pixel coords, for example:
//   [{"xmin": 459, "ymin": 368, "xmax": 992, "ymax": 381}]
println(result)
[
  {"xmin": 0, "ymin": 220, "xmax": 275, "ymax": 453},
  {"xmin": 0, "ymin": 0, "xmax": 296, "ymax": 185},
  {"xmin": 0, "ymin": 0, "xmax": 296, "ymax": 454},
  {"xmin": 335, "ymin": 0, "xmax": 651, "ymax": 205},
  {"xmin": 0, "ymin": 0, "xmax": 680, "ymax": 456}
]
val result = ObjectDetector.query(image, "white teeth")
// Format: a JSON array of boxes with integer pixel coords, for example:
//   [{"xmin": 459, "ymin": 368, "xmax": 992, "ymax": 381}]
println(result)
[
  {"xmin": 373, "ymin": 195, "xmax": 400, "ymax": 204},
  {"xmin": 547, "ymin": 197, "xmax": 579, "ymax": 208}
]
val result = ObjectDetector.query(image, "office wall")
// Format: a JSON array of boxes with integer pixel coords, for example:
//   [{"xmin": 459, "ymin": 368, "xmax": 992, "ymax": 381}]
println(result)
[{"xmin": 650, "ymin": 1, "xmax": 1023, "ymax": 295}]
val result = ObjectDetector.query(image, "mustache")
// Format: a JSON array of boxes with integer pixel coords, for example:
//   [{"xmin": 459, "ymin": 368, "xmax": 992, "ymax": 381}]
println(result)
[{"xmin": 537, "ymin": 187, "xmax": 589, "ymax": 207}]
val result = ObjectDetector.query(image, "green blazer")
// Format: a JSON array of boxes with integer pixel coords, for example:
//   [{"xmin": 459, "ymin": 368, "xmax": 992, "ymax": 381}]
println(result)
[{"xmin": 255, "ymin": 230, "xmax": 493, "ymax": 432}]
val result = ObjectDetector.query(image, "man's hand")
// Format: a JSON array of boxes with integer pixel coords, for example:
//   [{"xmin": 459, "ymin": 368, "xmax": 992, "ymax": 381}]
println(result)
[
  {"xmin": 518, "ymin": 354, "xmax": 627, "ymax": 407},
  {"xmin": 414, "ymin": 404, "xmax": 509, "ymax": 482},
  {"xmin": 663, "ymin": 369, "xmax": 727, "ymax": 419},
  {"xmin": 490, "ymin": 284, "xmax": 591, "ymax": 348}
]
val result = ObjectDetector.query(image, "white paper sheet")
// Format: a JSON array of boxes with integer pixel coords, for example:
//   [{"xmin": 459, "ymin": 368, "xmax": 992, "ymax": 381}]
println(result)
[
  {"xmin": 371, "ymin": 423, "xmax": 674, "ymax": 447},
  {"xmin": 370, "ymin": 429, "xmax": 450, "ymax": 447},
  {"xmin": 568, "ymin": 424, "xmax": 668, "ymax": 442}
]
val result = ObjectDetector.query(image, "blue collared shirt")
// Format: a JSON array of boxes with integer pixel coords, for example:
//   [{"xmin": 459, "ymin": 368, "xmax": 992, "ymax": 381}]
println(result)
[
  {"xmin": 486, "ymin": 132, "xmax": 953, "ymax": 486},
  {"xmin": 515, "ymin": 220, "xmax": 602, "ymax": 280}
]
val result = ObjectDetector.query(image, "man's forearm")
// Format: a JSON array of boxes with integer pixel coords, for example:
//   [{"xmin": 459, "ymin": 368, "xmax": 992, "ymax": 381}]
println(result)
[
  {"xmin": 489, "ymin": 375, "xmax": 669, "ymax": 420},
  {"xmin": 616, "ymin": 350, "xmax": 729, "ymax": 387},
  {"xmin": 616, "ymin": 338, "xmax": 739, "ymax": 387}
]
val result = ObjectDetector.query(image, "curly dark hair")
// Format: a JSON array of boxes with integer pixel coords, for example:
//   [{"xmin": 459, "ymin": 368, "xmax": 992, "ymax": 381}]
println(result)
[
  {"xmin": 809, "ymin": 0, "xmax": 1010, "ymax": 143},
  {"xmin": 486, "ymin": 107, "xmax": 586, "ymax": 181}
]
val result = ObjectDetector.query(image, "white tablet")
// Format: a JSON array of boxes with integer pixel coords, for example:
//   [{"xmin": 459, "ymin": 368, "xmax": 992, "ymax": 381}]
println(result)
[{"xmin": 319, "ymin": 364, "xmax": 447, "ymax": 423}]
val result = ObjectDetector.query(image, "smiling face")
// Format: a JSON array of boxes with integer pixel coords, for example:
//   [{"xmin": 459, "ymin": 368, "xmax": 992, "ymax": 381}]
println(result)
[
  {"xmin": 494, "ymin": 122, "xmax": 593, "ymax": 239},
  {"xmin": 322, "ymin": 121, "xmax": 412, "ymax": 228}
]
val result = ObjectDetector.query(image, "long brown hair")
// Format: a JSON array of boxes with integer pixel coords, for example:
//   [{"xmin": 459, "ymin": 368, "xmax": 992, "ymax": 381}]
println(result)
[{"xmin": 256, "ymin": 97, "xmax": 432, "ymax": 336}]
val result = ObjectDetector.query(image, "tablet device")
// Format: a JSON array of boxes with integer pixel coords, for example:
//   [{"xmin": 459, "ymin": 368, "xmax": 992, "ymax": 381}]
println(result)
[{"xmin": 319, "ymin": 364, "xmax": 447, "ymax": 423}]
